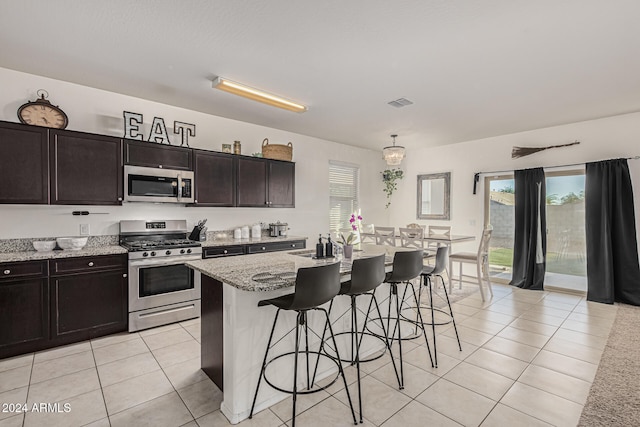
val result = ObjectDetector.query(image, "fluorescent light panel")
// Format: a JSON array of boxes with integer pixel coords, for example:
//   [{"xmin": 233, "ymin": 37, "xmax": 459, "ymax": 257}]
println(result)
[{"xmin": 213, "ymin": 77, "xmax": 307, "ymax": 113}]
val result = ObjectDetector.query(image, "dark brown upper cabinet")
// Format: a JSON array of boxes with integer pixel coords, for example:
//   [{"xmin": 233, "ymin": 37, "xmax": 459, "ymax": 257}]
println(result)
[
  {"xmin": 193, "ymin": 149, "xmax": 236, "ymax": 206},
  {"xmin": 268, "ymin": 160, "xmax": 295, "ymax": 208},
  {"xmin": 124, "ymin": 139, "xmax": 193, "ymax": 170},
  {"xmin": 236, "ymin": 157, "xmax": 295, "ymax": 208},
  {"xmin": 0, "ymin": 121, "xmax": 49, "ymax": 204},
  {"xmin": 50, "ymin": 130, "xmax": 123, "ymax": 205}
]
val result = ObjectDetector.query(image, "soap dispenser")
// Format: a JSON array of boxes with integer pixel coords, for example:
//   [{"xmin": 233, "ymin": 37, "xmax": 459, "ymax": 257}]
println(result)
[
  {"xmin": 325, "ymin": 234, "xmax": 333, "ymax": 258},
  {"xmin": 316, "ymin": 234, "xmax": 324, "ymax": 258}
]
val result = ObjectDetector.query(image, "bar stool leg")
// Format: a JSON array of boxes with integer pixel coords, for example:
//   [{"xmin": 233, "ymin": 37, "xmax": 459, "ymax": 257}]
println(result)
[
  {"xmin": 249, "ymin": 309, "xmax": 281, "ymax": 419},
  {"xmin": 407, "ymin": 282, "xmax": 434, "ymax": 368},
  {"xmin": 352, "ymin": 296, "xmax": 363, "ymax": 423},
  {"xmin": 310, "ymin": 300, "xmax": 333, "ymax": 386},
  {"xmin": 392, "ymin": 283, "xmax": 405, "ymax": 388},
  {"xmin": 370, "ymin": 292, "xmax": 402, "ymax": 389},
  {"xmin": 425, "ymin": 275, "xmax": 438, "ymax": 367},
  {"xmin": 292, "ymin": 312, "xmax": 302, "ymax": 427},
  {"xmin": 440, "ymin": 274, "xmax": 462, "ymax": 351},
  {"xmin": 321, "ymin": 307, "xmax": 358, "ymax": 425},
  {"xmin": 305, "ymin": 314, "xmax": 311, "ymax": 390}
]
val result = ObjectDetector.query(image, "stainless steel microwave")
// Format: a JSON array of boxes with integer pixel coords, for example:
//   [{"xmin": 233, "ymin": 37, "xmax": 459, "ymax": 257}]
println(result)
[{"xmin": 124, "ymin": 165, "xmax": 195, "ymax": 204}]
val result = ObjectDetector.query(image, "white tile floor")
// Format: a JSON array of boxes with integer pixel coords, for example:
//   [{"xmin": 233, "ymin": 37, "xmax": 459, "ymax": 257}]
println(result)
[{"xmin": 0, "ymin": 283, "xmax": 618, "ymax": 427}]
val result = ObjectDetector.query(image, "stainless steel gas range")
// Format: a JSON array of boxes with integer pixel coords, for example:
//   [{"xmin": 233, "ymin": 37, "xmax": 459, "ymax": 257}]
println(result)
[{"xmin": 119, "ymin": 219, "xmax": 202, "ymax": 332}]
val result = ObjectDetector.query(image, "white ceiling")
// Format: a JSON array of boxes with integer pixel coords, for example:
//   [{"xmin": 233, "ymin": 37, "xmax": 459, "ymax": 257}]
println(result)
[{"xmin": 1, "ymin": 1, "xmax": 640, "ymax": 151}]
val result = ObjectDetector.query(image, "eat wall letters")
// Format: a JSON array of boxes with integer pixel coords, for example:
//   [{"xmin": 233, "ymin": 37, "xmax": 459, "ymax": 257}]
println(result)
[{"xmin": 123, "ymin": 111, "xmax": 196, "ymax": 147}]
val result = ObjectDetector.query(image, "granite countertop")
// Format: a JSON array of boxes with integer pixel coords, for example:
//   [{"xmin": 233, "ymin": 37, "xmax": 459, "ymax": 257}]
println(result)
[
  {"xmin": 201, "ymin": 235, "xmax": 307, "ymax": 248},
  {"xmin": 186, "ymin": 245, "xmax": 395, "ymax": 292},
  {"xmin": 0, "ymin": 245, "xmax": 128, "ymax": 263}
]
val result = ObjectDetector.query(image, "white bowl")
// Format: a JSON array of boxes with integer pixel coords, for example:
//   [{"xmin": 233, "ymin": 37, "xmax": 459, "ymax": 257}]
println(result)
[
  {"xmin": 33, "ymin": 240, "xmax": 56, "ymax": 252},
  {"xmin": 56, "ymin": 236, "xmax": 88, "ymax": 251}
]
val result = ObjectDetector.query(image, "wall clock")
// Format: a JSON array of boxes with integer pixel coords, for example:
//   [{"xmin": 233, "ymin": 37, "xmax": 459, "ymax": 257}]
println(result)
[{"xmin": 17, "ymin": 90, "xmax": 68, "ymax": 129}]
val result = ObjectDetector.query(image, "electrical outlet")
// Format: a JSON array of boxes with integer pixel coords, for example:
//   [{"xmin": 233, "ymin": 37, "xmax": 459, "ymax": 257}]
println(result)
[{"xmin": 80, "ymin": 224, "xmax": 90, "ymax": 235}]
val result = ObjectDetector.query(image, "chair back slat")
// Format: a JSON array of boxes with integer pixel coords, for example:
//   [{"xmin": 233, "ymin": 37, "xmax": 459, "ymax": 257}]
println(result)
[
  {"xmin": 478, "ymin": 228, "xmax": 493, "ymax": 257},
  {"xmin": 399, "ymin": 227, "xmax": 424, "ymax": 249},
  {"xmin": 374, "ymin": 226, "xmax": 396, "ymax": 246}
]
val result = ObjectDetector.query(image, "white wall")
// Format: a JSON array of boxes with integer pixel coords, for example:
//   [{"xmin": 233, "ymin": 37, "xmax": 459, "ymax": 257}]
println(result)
[
  {"xmin": 0, "ymin": 67, "xmax": 390, "ymax": 240},
  {"xmin": 389, "ymin": 112, "xmax": 640, "ymax": 253}
]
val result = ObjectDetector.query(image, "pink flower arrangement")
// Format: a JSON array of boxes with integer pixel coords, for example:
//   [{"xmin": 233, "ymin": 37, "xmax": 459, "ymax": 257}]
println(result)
[{"xmin": 340, "ymin": 212, "xmax": 363, "ymax": 245}]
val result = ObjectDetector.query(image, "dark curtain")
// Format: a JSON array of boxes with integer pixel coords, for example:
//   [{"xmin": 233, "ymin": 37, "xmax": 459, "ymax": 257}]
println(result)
[
  {"xmin": 585, "ymin": 158, "xmax": 640, "ymax": 305},
  {"xmin": 510, "ymin": 168, "xmax": 546, "ymax": 290}
]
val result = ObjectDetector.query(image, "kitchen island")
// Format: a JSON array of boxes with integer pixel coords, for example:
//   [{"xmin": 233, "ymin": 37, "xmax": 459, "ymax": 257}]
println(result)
[{"xmin": 186, "ymin": 245, "xmax": 400, "ymax": 424}]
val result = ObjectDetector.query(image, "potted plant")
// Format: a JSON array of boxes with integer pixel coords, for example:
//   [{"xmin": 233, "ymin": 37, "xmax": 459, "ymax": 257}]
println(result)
[
  {"xmin": 382, "ymin": 168, "xmax": 404, "ymax": 208},
  {"xmin": 339, "ymin": 212, "xmax": 363, "ymax": 258}
]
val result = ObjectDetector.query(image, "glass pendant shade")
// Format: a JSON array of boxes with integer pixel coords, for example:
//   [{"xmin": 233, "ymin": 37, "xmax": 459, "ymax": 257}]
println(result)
[{"xmin": 382, "ymin": 135, "xmax": 405, "ymax": 165}]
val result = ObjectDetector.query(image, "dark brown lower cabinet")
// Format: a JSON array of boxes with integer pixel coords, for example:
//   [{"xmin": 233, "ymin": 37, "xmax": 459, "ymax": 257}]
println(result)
[
  {"xmin": 201, "ymin": 275, "xmax": 223, "ymax": 391},
  {"xmin": 50, "ymin": 255, "xmax": 128, "ymax": 344},
  {"xmin": 0, "ymin": 262, "xmax": 49, "ymax": 359},
  {"xmin": 0, "ymin": 255, "xmax": 128, "ymax": 359},
  {"xmin": 50, "ymin": 270, "xmax": 128, "ymax": 344}
]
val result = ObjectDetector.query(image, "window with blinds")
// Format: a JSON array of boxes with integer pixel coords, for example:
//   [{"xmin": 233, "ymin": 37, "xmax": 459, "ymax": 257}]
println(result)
[{"xmin": 329, "ymin": 161, "xmax": 360, "ymax": 232}]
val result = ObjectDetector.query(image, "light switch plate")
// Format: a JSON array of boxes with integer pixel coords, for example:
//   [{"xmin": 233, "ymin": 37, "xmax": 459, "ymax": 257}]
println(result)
[{"xmin": 80, "ymin": 224, "xmax": 90, "ymax": 235}]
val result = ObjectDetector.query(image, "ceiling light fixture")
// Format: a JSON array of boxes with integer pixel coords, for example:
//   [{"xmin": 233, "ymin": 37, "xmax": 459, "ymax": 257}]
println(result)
[
  {"xmin": 382, "ymin": 134, "xmax": 405, "ymax": 166},
  {"xmin": 212, "ymin": 77, "xmax": 307, "ymax": 113}
]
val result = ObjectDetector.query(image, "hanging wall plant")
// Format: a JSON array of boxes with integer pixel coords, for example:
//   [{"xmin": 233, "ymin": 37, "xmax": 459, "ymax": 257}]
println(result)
[{"xmin": 382, "ymin": 168, "xmax": 404, "ymax": 208}]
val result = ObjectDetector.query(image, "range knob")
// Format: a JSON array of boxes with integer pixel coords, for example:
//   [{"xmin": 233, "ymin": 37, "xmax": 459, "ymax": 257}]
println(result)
[
  {"xmin": 180, "ymin": 249, "xmax": 185, "ymax": 254},
  {"xmin": 166, "ymin": 250, "xmax": 172, "ymax": 255},
  {"xmin": 150, "ymin": 251, "xmax": 156, "ymax": 257},
  {"xmin": 142, "ymin": 252, "xmax": 149, "ymax": 257},
  {"xmin": 186, "ymin": 248, "xmax": 192, "ymax": 254}
]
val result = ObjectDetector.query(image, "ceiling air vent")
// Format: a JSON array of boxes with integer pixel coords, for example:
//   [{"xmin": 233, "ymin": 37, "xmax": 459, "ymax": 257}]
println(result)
[{"xmin": 387, "ymin": 98, "xmax": 413, "ymax": 108}]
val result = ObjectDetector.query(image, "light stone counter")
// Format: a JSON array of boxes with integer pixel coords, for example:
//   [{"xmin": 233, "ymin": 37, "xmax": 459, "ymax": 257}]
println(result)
[
  {"xmin": 186, "ymin": 245, "xmax": 394, "ymax": 291},
  {"xmin": 0, "ymin": 245, "xmax": 128, "ymax": 263}
]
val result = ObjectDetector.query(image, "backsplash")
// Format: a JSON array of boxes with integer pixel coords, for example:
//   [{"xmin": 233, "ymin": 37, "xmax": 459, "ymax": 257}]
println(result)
[{"xmin": 0, "ymin": 235, "xmax": 119, "ymax": 253}]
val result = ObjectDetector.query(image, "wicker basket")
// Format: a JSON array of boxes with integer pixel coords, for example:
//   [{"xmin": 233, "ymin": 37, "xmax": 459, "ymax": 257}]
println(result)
[{"xmin": 261, "ymin": 138, "xmax": 293, "ymax": 161}]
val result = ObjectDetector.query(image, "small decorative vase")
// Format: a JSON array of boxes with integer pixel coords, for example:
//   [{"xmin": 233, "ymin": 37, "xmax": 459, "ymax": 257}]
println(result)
[{"xmin": 343, "ymin": 244, "xmax": 353, "ymax": 259}]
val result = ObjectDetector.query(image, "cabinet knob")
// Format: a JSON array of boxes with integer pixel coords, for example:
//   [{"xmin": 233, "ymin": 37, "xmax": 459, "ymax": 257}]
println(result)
[
  {"xmin": 123, "ymin": 273, "xmax": 128, "ymax": 278},
  {"xmin": 223, "ymin": 250, "xmax": 228, "ymax": 254},
  {"xmin": 118, "ymin": 197, "xmax": 123, "ymax": 201},
  {"xmin": 291, "ymin": 244, "xmax": 296, "ymax": 247},
  {"xmin": 88, "ymin": 262, "xmax": 94, "ymax": 267},
  {"xmin": 3, "ymin": 269, "xmax": 10, "ymax": 275},
  {"xmin": 194, "ymin": 199, "xmax": 198, "ymax": 203},
  {"xmin": 159, "ymin": 165, "xmax": 163, "ymax": 169},
  {"xmin": 261, "ymin": 247, "xmax": 266, "ymax": 250}
]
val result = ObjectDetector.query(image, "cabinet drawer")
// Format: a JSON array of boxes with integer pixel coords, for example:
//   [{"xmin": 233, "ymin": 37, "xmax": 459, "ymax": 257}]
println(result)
[
  {"xmin": 247, "ymin": 240, "xmax": 305, "ymax": 254},
  {"xmin": 0, "ymin": 260, "xmax": 48, "ymax": 280},
  {"xmin": 203, "ymin": 246, "xmax": 245, "ymax": 258},
  {"xmin": 50, "ymin": 254, "xmax": 127, "ymax": 275}
]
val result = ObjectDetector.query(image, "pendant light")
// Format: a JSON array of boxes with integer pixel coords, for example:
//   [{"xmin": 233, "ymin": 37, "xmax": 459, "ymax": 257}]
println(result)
[{"xmin": 382, "ymin": 134, "xmax": 405, "ymax": 166}]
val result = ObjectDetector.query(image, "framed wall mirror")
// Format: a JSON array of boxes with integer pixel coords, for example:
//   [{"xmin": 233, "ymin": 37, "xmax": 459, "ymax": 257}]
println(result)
[{"xmin": 417, "ymin": 172, "xmax": 451, "ymax": 220}]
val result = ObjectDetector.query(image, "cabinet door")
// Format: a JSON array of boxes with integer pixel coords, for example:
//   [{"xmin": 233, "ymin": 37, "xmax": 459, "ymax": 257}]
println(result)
[
  {"xmin": 50, "ymin": 130, "xmax": 123, "ymax": 205},
  {"xmin": 0, "ymin": 277, "xmax": 49, "ymax": 359},
  {"xmin": 268, "ymin": 160, "xmax": 295, "ymax": 207},
  {"xmin": 0, "ymin": 121, "xmax": 49, "ymax": 204},
  {"xmin": 236, "ymin": 157, "xmax": 268, "ymax": 207},
  {"xmin": 51, "ymin": 270, "xmax": 127, "ymax": 342},
  {"xmin": 194, "ymin": 150, "xmax": 236, "ymax": 206},
  {"xmin": 124, "ymin": 139, "xmax": 192, "ymax": 170}
]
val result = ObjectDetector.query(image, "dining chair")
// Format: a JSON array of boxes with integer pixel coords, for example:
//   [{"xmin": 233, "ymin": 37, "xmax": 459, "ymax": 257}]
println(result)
[
  {"xmin": 449, "ymin": 227, "xmax": 493, "ymax": 301},
  {"xmin": 426, "ymin": 225, "xmax": 451, "ymax": 249},
  {"xmin": 374, "ymin": 226, "xmax": 396, "ymax": 246},
  {"xmin": 399, "ymin": 227, "xmax": 424, "ymax": 249},
  {"xmin": 360, "ymin": 223, "xmax": 376, "ymax": 244}
]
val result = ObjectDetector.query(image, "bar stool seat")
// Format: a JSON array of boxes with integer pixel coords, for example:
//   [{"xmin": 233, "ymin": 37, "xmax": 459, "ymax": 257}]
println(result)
[{"xmin": 249, "ymin": 262, "xmax": 357, "ymax": 426}]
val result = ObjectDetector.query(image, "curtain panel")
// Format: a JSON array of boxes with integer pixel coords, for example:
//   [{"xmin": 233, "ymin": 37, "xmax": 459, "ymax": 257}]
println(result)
[
  {"xmin": 585, "ymin": 158, "xmax": 640, "ymax": 305},
  {"xmin": 510, "ymin": 168, "xmax": 547, "ymax": 290}
]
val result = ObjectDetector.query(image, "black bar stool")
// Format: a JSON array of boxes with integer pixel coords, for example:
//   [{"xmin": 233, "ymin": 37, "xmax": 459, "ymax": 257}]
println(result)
[
  {"xmin": 249, "ymin": 262, "xmax": 357, "ymax": 426},
  {"xmin": 369, "ymin": 249, "xmax": 434, "ymax": 388},
  {"xmin": 312, "ymin": 254, "xmax": 401, "ymax": 423},
  {"xmin": 420, "ymin": 246, "xmax": 461, "ymax": 367}
]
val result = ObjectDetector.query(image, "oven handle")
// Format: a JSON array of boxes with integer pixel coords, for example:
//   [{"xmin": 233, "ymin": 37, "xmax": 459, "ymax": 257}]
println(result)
[{"xmin": 129, "ymin": 255, "xmax": 202, "ymax": 267}]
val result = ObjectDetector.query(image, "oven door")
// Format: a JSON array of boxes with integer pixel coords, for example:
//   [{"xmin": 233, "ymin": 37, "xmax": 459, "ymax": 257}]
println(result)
[{"xmin": 128, "ymin": 255, "xmax": 201, "ymax": 312}]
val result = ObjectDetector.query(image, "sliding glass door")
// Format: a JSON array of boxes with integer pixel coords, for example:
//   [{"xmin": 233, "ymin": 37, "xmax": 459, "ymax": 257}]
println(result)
[{"xmin": 484, "ymin": 170, "xmax": 587, "ymax": 291}]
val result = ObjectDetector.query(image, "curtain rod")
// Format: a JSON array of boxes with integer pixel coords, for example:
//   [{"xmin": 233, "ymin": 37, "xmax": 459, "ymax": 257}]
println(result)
[{"xmin": 472, "ymin": 156, "xmax": 640, "ymax": 194}]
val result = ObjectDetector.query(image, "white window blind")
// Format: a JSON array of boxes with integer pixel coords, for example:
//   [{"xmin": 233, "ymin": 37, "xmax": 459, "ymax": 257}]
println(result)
[{"xmin": 329, "ymin": 161, "xmax": 360, "ymax": 232}]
